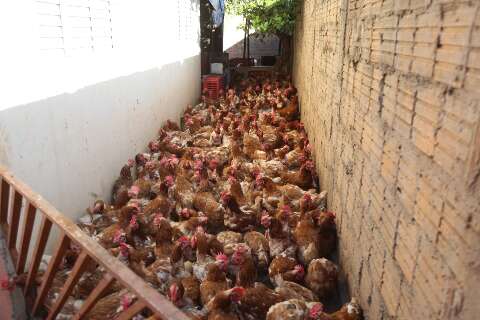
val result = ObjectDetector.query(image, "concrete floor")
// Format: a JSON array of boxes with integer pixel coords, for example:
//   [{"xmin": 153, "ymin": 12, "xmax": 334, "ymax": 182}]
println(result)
[{"xmin": 0, "ymin": 232, "xmax": 27, "ymax": 320}]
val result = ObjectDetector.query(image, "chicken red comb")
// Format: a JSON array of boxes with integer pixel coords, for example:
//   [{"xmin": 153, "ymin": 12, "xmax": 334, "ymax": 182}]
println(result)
[
  {"xmin": 220, "ymin": 191, "xmax": 231, "ymax": 203},
  {"xmin": 215, "ymin": 252, "xmax": 228, "ymax": 263},
  {"xmin": 164, "ymin": 175, "xmax": 175, "ymax": 187},
  {"xmin": 178, "ymin": 235, "xmax": 189, "ymax": 242},
  {"xmin": 127, "ymin": 159, "xmax": 135, "ymax": 167},
  {"xmin": 193, "ymin": 170, "xmax": 202, "ymax": 181},
  {"xmin": 91, "ymin": 201, "xmax": 104, "ymax": 214},
  {"xmin": 169, "ymin": 282, "xmax": 180, "ymax": 301},
  {"xmin": 299, "ymin": 153, "xmax": 307, "ymax": 164},
  {"xmin": 177, "ymin": 236, "xmax": 190, "ymax": 247},
  {"xmin": 153, "ymin": 213, "xmax": 164, "ymax": 226},
  {"xmin": 135, "ymin": 153, "xmax": 147, "ymax": 165},
  {"xmin": 193, "ymin": 159, "xmax": 204, "ymax": 171},
  {"xmin": 113, "ymin": 229, "xmax": 126, "ymax": 244},
  {"xmin": 128, "ymin": 186, "xmax": 140, "ymax": 199},
  {"xmin": 121, "ymin": 294, "xmax": 132, "ymax": 311},
  {"xmin": 209, "ymin": 158, "xmax": 219, "ymax": 169},
  {"xmin": 190, "ymin": 235, "xmax": 198, "ymax": 248},
  {"xmin": 304, "ymin": 160, "xmax": 315, "ymax": 171},
  {"xmin": 132, "ymin": 201, "xmax": 142, "ymax": 211},
  {"xmin": 0, "ymin": 277, "xmax": 15, "ymax": 291},
  {"xmin": 227, "ymin": 165, "xmax": 237, "ymax": 176},
  {"xmin": 255, "ymin": 173, "xmax": 264, "ymax": 186},
  {"xmin": 309, "ymin": 303, "xmax": 324, "ymax": 319},
  {"xmin": 303, "ymin": 193, "xmax": 312, "ymax": 202},
  {"xmin": 129, "ymin": 215, "xmax": 139, "ymax": 229},
  {"xmin": 294, "ymin": 264, "xmax": 305, "ymax": 278},
  {"xmin": 185, "ymin": 117, "xmax": 194, "ymax": 126},
  {"xmin": 119, "ymin": 242, "xmax": 130, "ymax": 257},
  {"xmin": 148, "ymin": 141, "xmax": 160, "ymax": 152},
  {"xmin": 261, "ymin": 213, "xmax": 272, "ymax": 227},
  {"xmin": 327, "ymin": 211, "xmax": 336, "ymax": 219},
  {"xmin": 182, "ymin": 161, "xmax": 192, "ymax": 169},
  {"xmin": 235, "ymin": 244, "xmax": 247, "ymax": 253},
  {"xmin": 304, "ymin": 148, "xmax": 312, "ymax": 160},
  {"xmin": 166, "ymin": 160, "xmax": 179, "ymax": 171},
  {"xmin": 159, "ymin": 156, "xmax": 168, "ymax": 166},
  {"xmin": 145, "ymin": 161, "xmax": 156, "ymax": 171},
  {"xmin": 230, "ymin": 287, "xmax": 246, "ymax": 302},
  {"xmin": 228, "ymin": 175, "xmax": 237, "ymax": 184},
  {"xmin": 180, "ymin": 208, "xmax": 191, "ymax": 218},
  {"xmin": 281, "ymin": 205, "xmax": 292, "ymax": 214},
  {"xmin": 168, "ymin": 154, "xmax": 179, "ymax": 164}
]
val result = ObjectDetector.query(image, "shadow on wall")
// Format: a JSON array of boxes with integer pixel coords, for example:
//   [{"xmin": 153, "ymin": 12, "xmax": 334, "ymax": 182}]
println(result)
[
  {"xmin": 0, "ymin": 54, "xmax": 200, "ymax": 223},
  {"xmin": 225, "ymin": 32, "xmax": 279, "ymax": 60}
]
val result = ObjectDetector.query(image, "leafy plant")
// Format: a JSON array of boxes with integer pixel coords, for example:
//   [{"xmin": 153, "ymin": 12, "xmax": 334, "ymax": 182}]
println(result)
[
  {"xmin": 225, "ymin": 0, "xmax": 298, "ymax": 37},
  {"xmin": 225, "ymin": 0, "xmax": 298, "ymax": 72}
]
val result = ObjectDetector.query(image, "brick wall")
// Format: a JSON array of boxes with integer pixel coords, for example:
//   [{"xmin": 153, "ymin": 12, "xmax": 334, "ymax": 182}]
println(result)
[{"xmin": 293, "ymin": 1, "xmax": 480, "ymax": 319}]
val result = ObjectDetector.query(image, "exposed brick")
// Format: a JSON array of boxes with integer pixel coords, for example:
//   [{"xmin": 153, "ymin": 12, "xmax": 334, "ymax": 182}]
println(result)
[
  {"xmin": 414, "ymin": 191, "xmax": 442, "ymax": 242},
  {"xmin": 436, "ymin": 126, "xmax": 470, "ymax": 161},
  {"xmin": 381, "ymin": 254, "xmax": 402, "ymax": 316},
  {"xmin": 395, "ymin": 212, "xmax": 419, "ymax": 283},
  {"xmin": 293, "ymin": 1, "xmax": 480, "ymax": 318},
  {"xmin": 412, "ymin": 129, "xmax": 435, "ymax": 156},
  {"xmin": 411, "ymin": 56, "xmax": 434, "ymax": 77},
  {"xmin": 442, "ymin": 4, "xmax": 478, "ymax": 27},
  {"xmin": 432, "ymin": 146, "xmax": 457, "ymax": 176},
  {"xmin": 396, "ymin": 283, "xmax": 415, "ymax": 318},
  {"xmin": 434, "ymin": 62, "xmax": 463, "ymax": 88}
]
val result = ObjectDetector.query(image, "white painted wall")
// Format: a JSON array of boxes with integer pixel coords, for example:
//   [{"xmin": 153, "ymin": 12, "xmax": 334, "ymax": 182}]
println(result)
[
  {"xmin": 0, "ymin": 1, "xmax": 201, "ymax": 221},
  {"xmin": 223, "ymin": 14, "xmax": 245, "ymax": 51}
]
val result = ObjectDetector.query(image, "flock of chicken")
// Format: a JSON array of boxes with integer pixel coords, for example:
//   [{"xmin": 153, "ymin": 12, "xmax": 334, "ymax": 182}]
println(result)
[{"xmin": 49, "ymin": 75, "xmax": 362, "ymax": 319}]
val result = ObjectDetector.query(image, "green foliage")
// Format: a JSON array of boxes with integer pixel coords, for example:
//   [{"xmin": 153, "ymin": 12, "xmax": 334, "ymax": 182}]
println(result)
[{"xmin": 225, "ymin": 0, "xmax": 298, "ymax": 36}]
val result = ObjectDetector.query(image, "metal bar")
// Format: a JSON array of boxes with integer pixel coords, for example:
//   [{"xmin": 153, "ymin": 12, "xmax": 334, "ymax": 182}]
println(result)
[
  {"xmin": 46, "ymin": 250, "xmax": 91, "ymax": 320},
  {"xmin": 0, "ymin": 178, "xmax": 10, "ymax": 227},
  {"xmin": 24, "ymin": 215, "xmax": 52, "ymax": 295},
  {"xmin": 72, "ymin": 273, "xmax": 114, "ymax": 320},
  {"xmin": 7, "ymin": 191, "xmax": 23, "ymax": 253},
  {"xmin": 116, "ymin": 300, "xmax": 147, "ymax": 320},
  {"xmin": 32, "ymin": 232, "xmax": 70, "ymax": 315},
  {"xmin": 16, "ymin": 202, "xmax": 37, "ymax": 274}
]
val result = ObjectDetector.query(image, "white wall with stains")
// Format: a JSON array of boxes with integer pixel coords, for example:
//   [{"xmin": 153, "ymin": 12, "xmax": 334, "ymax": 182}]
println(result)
[{"xmin": 0, "ymin": 0, "xmax": 201, "ymax": 221}]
